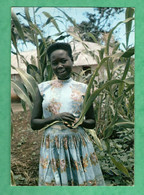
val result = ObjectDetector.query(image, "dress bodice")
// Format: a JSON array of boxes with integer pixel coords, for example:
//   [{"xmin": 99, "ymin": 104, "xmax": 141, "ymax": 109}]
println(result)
[{"xmin": 38, "ymin": 78, "xmax": 87, "ymax": 119}]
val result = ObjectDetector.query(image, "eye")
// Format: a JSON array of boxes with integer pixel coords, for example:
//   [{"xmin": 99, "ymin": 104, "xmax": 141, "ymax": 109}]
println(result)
[
  {"xmin": 51, "ymin": 61, "xmax": 57, "ymax": 66},
  {"xmin": 61, "ymin": 59, "xmax": 67, "ymax": 63}
]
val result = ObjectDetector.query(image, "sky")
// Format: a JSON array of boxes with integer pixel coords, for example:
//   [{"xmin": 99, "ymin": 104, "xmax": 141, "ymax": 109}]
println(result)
[{"xmin": 12, "ymin": 7, "xmax": 135, "ymax": 52}]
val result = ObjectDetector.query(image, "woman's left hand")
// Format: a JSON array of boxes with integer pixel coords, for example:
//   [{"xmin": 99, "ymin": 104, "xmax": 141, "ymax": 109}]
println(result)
[{"xmin": 81, "ymin": 119, "xmax": 96, "ymax": 129}]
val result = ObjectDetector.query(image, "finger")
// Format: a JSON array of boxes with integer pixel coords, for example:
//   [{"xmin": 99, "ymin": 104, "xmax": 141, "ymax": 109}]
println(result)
[
  {"xmin": 64, "ymin": 122, "xmax": 73, "ymax": 129},
  {"xmin": 64, "ymin": 113, "xmax": 75, "ymax": 120},
  {"xmin": 63, "ymin": 112, "xmax": 75, "ymax": 117},
  {"xmin": 64, "ymin": 116, "xmax": 75, "ymax": 122}
]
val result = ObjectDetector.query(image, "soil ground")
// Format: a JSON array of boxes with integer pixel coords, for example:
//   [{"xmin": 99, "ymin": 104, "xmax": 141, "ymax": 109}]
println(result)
[{"xmin": 11, "ymin": 103, "xmax": 43, "ymax": 186}]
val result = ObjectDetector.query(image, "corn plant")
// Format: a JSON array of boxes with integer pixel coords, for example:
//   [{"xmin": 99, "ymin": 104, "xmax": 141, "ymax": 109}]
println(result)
[
  {"xmin": 11, "ymin": 7, "xmax": 135, "ymax": 185},
  {"xmin": 11, "ymin": 8, "xmax": 62, "ymax": 110},
  {"xmin": 69, "ymin": 8, "xmax": 134, "ymax": 185}
]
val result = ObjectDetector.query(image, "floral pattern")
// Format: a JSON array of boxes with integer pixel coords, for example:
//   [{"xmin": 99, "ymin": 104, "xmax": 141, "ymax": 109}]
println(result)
[
  {"xmin": 38, "ymin": 78, "xmax": 105, "ymax": 186},
  {"xmin": 70, "ymin": 87, "xmax": 84, "ymax": 102},
  {"xmin": 50, "ymin": 79, "xmax": 63, "ymax": 89},
  {"xmin": 46, "ymin": 98, "xmax": 61, "ymax": 115}
]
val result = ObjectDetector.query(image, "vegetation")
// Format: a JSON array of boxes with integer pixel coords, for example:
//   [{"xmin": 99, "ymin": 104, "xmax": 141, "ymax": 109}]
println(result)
[
  {"xmin": 77, "ymin": 8, "xmax": 124, "ymax": 42},
  {"xmin": 11, "ymin": 7, "xmax": 135, "ymax": 186}
]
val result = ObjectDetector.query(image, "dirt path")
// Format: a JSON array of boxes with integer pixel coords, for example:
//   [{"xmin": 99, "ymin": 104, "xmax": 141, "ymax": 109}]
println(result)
[{"xmin": 11, "ymin": 107, "xmax": 43, "ymax": 186}]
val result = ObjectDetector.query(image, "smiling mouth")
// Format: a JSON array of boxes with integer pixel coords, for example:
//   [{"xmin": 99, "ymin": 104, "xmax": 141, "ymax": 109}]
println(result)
[{"xmin": 58, "ymin": 70, "xmax": 66, "ymax": 74}]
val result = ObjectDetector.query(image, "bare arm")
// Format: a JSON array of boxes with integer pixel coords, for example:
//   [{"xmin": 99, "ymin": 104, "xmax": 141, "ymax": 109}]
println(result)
[
  {"xmin": 31, "ymin": 89, "xmax": 76, "ymax": 130},
  {"xmin": 31, "ymin": 89, "xmax": 56, "ymax": 130}
]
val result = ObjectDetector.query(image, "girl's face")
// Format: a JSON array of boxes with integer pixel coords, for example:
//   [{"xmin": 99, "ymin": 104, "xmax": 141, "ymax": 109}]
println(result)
[{"xmin": 50, "ymin": 49, "xmax": 73, "ymax": 80}]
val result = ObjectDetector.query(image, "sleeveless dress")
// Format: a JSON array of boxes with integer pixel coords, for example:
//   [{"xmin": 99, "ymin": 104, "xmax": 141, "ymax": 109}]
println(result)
[{"xmin": 38, "ymin": 78, "xmax": 105, "ymax": 186}]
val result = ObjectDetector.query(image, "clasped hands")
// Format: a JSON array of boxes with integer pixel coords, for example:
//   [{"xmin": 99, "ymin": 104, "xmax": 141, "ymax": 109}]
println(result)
[{"xmin": 54, "ymin": 112, "xmax": 78, "ymax": 128}]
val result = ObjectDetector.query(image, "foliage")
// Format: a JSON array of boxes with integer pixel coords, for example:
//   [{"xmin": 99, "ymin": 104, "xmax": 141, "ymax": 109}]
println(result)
[
  {"xmin": 77, "ymin": 8, "xmax": 124, "ymax": 42},
  {"xmin": 11, "ymin": 8, "xmax": 55, "ymax": 111},
  {"xmin": 68, "ymin": 8, "xmax": 134, "ymax": 185},
  {"xmin": 96, "ymin": 126, "xmax": 134, "ymax": 186},
  {"xmin": 11, "ymin": 7, "xmax": 134, "ymax": 186}
]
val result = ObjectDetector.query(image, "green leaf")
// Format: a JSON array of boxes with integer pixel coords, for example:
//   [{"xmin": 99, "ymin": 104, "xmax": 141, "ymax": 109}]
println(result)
[
  {"xmin": 104, "ymin": 139, "xmax": 111, "ymax": 154},
  {"xmin": 106, "ymin": 59, "xmax": 111, "ymax": 80},
  {"xmin": 115, "ymin": 121, "xmax": 134, "ymax": 128},
  {"xmin": 110, "ymin": 155, "xmax": 130, "ymax": 176},
  {"xmin": 118, "ymin": 58, "xmax": 131, "ymax": 96},
  {"xmin": 106, "ymin": 17, "xmax": 134, "ymax": 55},
  {"xmin": 27, "ymin": 64, "xmax": 42, "ymax": 83},
  {"xmin": 86, "ymin": 32, "xmax": 98, "ymax": 43},
  {"xmin": 98, "ymin": 48, "xmax": 105, "ymax": 60},
  {"xmin": 104, "ymin": 127, "xmax": 114, "ymax": 139},
  {"xmin": 67, "ymin": 31, "xmax": 83, "ymax": 43},
  {"xmin": 125, "ymin": 8, "xmax": 135, "ymax": 48},
  {"xmin": 57, "ymin": 8, "xmax": 77, "ymax": 27},
  {"xmin": 11, "ymin": 80, "xmax": 33, "ymax": 111},
  {"xmin": 121, "ymin": 47, "xmax": 134, "ymax": 58},
  {"xmin": 111, "ymin": 52, "xmax": 124, "ymax": 61},
  {"xmin": 73, "ymin": 79, "xmax": 123, "ymax": 128},
  {"xmin": 104, "ymin": 111, "xmax": 118, "ymax": 139},
  {"xmin": 112, "ymin": 43, "xmax": 120, "ymax": 54},
  {"xmin": 24, "ymin": 7, "xmax": 32, "ymax": 23},
  {"xmin": 43, "ymin": 11, "xmax": 61, "ymax": 33},
  {"xmin": 21, "ymin": 99, "xmax": 27, "ymax": 112},
  {"xmin": 124, "ymin": 77, "xmax": 134, "ymax": 85},
  {"xmin": 11, "ymin": 66, "xmax": 38, "ymax": 101},
  {"xmin": 47, "ymin": 64, "xmax": 53, "ymax": 81},
  {"xmin": 83, "ymin": 57, "xmax": 110, "ymax": 106},
  {"xmin": 11, "ymin": 10, "xmax": 26, "ymax": 44},
  {"xmin": 34, "ymin": 7, "xmax": 41, "ymax": 14},
  {"xmin": 85, "ymin": 129, "xmax": 103, "ymax": 150},
  {"xmin": 11, "ymin": 31, "xmax": 19, "ymax": 53},
  {"xmin": 122, "ymin": 58, "xmax": 131, "ymax": 80},
  {"xmin": 30, "ymin": 23, "xmax": 45, "ymax": 43}
]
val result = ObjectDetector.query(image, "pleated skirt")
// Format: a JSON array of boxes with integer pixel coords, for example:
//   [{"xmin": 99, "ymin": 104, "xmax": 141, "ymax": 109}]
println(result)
[{"xmin": 38, "ymin": 123, "xmax": 105, "ymax": 186}]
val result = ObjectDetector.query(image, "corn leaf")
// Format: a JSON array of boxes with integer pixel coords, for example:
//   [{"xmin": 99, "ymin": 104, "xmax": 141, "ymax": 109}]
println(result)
[
  {"xmin": 106, "ymin": 17, "xmax": 134, "ymax": 55},
  {"xmin": 30, "ymin": 23, "xmax": 45, "ymax": 43},
  {"xmin": 43, "ymin": 12, "xmax": 61, "ymax": 33},
  {"xmin": 85, "ymin": 129, "xmax": 103, "ymax": 150},
  {"xmin": 68, "ymin": 31, "xmax": 83, "ymax": 43},
  {"xmin": 83, "ymin": 57, "xmax": 110, "ymax": 106},
  {"xmin": 73, "ymin": 79, "xmax": 124, "ymax": 128},
  {"xmin": 125, "ymin": 8, "xmax": 135, "ymax": 48},
  {"xmin": 112, "ymin": 43, "xmax": 120, "ymax": 54},
  {"xmin": 115, "ymin": 121, "xmax": 134, "ymax": 128},
  {"xmin": 11, "ymin": 31, "xmax": 19, "ymax": 53},
  {"xmin": 98, "ymin": 48, "xmax": 105, "ymax": 60},
  {"xmin": 11, "ymin": 80, "xmax": 33, "ymax": 111},
  {"xmin": 106, "ymin": 59, "xmax": 111, "ymax": 80},
  {"xmin": 121, "ymin": 47, "xmax": 134, "ymax": 58},
  {"xmin": 124, "ymin": 77, "xmax": 134, "ymax": 85},
  {"xmin": 110, "ymin": 155, "xmax": 130, "ymax": 176},
  {"xmin": 11, "ymin": 10, "xmax": 26, "ymax": 44},
  {"xmin": 118, "ymin": 58, "xmax": 131, "ymax": 96},
  {"xmin": 11, "ymin": 66, "xmax": 38, "ymax": 101},
  {"xmin": 27, "ymin": 64, "xmax": 42, "ymax": 83},
  {"xmin": 86, "ymin": 32, "xmax": 98, "ymax": 43},
  {"xmin": 122, "ymin": 58, "xmax": 131, "ymax": 80},
  {"xmin": 24, "ymin": 7, "xmax": 32, "ymax": 23},
  {"xmin": 57, "ymin": 8, "xmax": 77, "ymax": 27}
]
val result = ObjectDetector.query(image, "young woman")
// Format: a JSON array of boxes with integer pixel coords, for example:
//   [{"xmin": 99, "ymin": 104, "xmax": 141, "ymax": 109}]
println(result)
[{"xmin": 31, "ymin": 42, "xmax": 105, "ymax": 186}]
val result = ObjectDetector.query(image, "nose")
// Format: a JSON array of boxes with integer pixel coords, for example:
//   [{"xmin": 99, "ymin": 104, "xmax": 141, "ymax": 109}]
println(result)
[{"xmin": 57, "ymin": 62, "xmax": 63, "ymax": 69}]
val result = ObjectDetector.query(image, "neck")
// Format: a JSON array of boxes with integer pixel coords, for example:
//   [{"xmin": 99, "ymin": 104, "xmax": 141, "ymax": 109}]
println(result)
[
  {"xmin": 57, "ymin": 77, "xmax": 72, "ymax": 82},
  {"xmin": 58, "ymin": 76, "xmax": 71, "ymax": 80}
]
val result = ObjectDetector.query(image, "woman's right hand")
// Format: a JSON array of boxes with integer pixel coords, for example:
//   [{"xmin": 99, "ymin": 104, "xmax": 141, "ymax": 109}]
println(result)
[{"xmin": 54, "ymin": 112, "xmax": 75, "ymax": 125}]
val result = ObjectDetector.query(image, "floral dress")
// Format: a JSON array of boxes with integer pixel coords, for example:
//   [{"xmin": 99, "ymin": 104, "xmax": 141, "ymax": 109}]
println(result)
[{"xmin": 38, "ymin": 78, "xmax": 105, "ymax": 186}]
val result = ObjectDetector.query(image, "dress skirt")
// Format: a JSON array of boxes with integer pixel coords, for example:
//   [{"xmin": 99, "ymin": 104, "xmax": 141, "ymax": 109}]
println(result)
[{"xmin": 38, "ymin": 123, "xmax": 105, "ymax": 186}]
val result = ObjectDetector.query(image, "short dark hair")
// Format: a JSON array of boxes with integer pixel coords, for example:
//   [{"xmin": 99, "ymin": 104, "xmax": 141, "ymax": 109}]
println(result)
[{"xmin": 47, "ymin": 42, "xmax": 73, "ymax": 61}]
